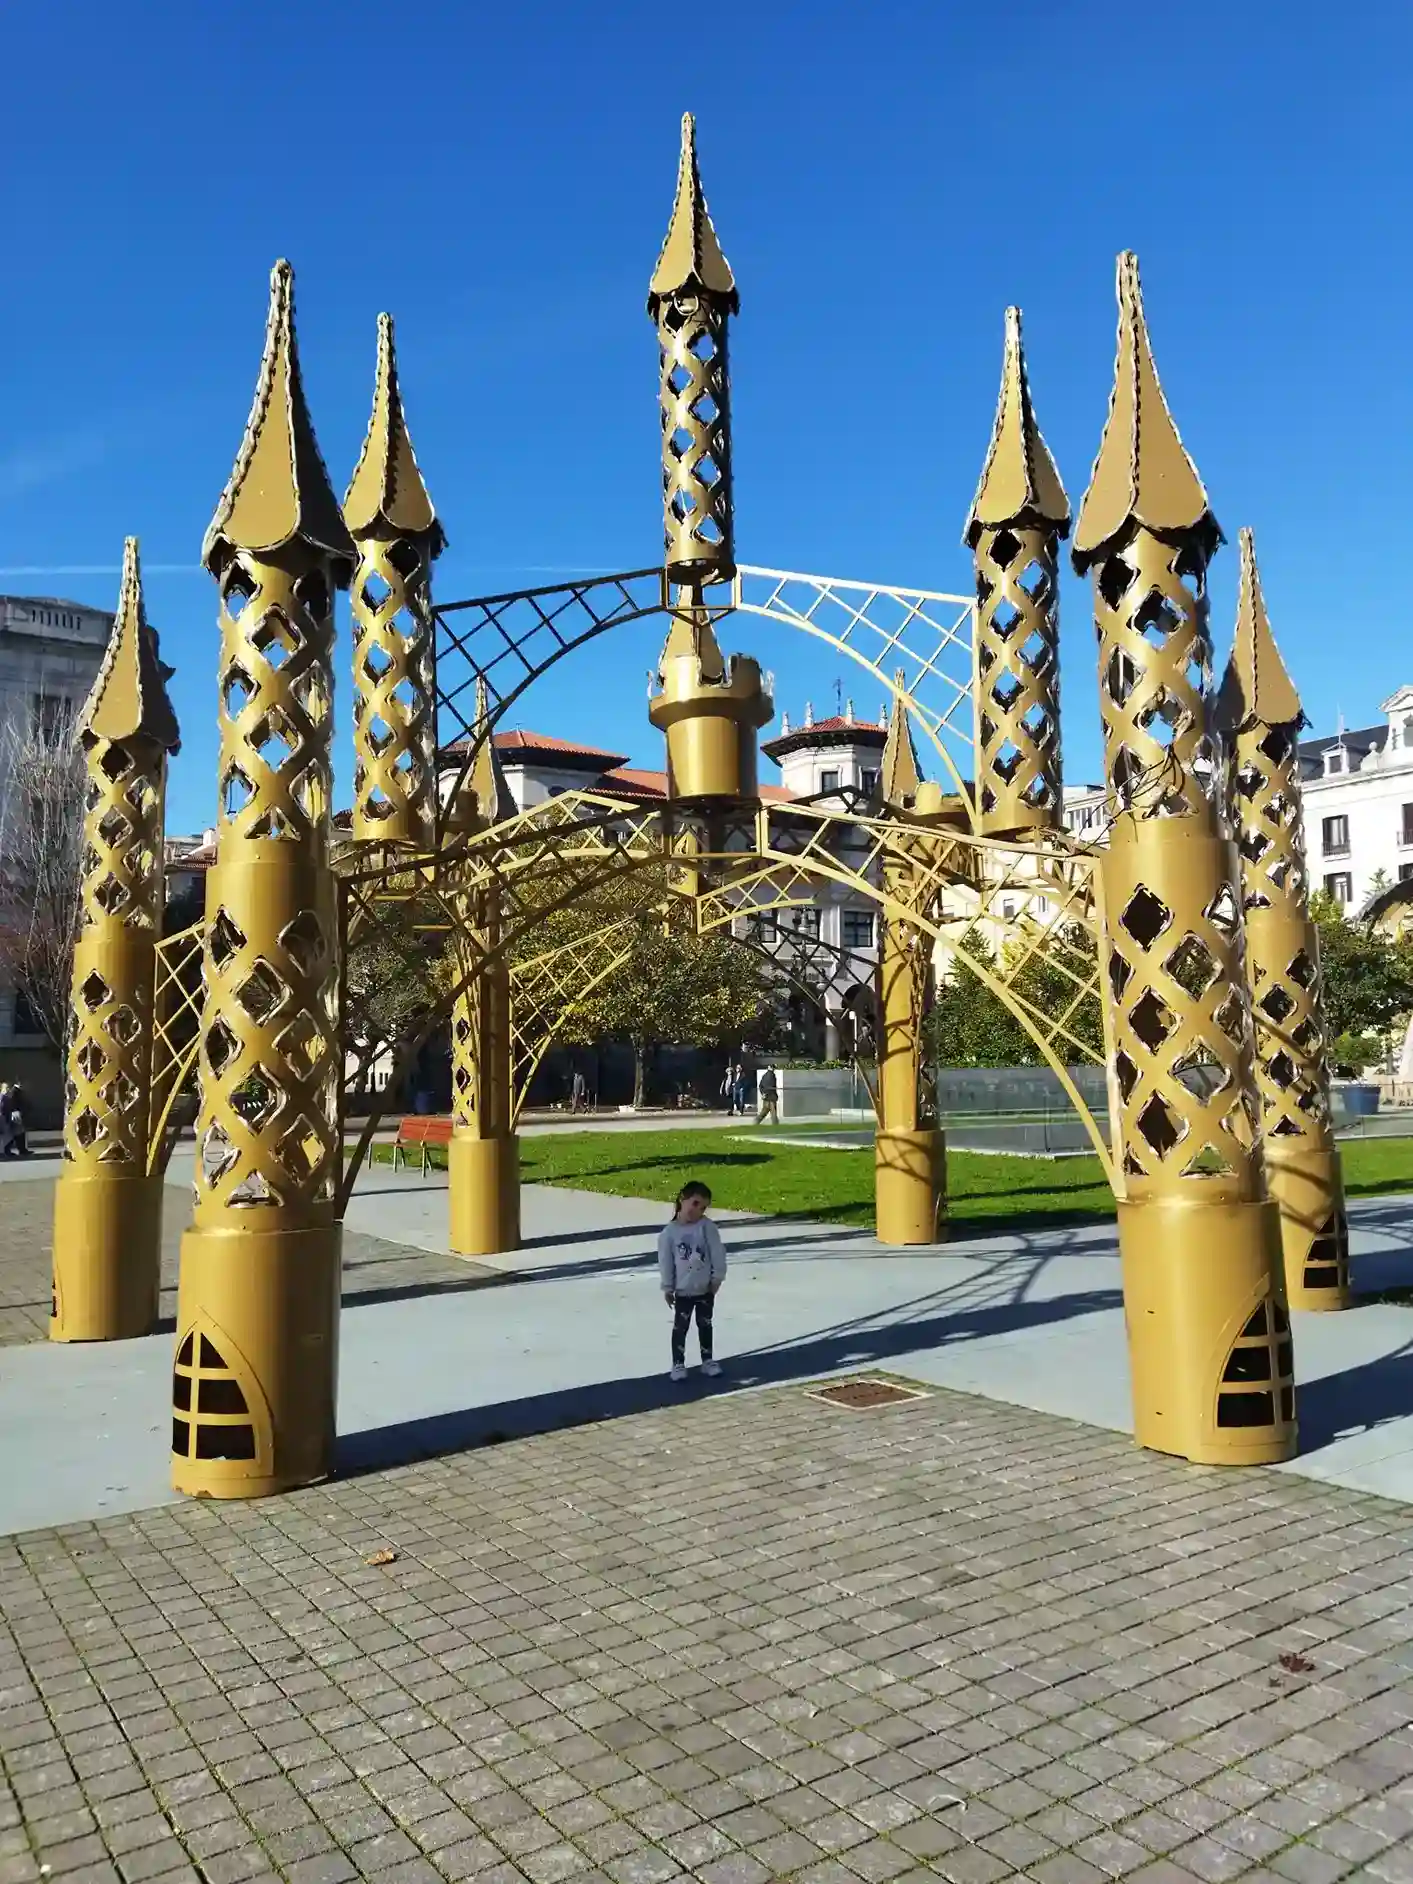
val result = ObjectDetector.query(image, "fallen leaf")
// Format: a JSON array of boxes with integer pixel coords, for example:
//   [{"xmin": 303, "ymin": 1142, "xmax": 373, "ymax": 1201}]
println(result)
[
  {"xmin": 1278, "ymin": 1651, "xmax": 1315, "ymax": 1675},
  {"xmin": 365, "ymin": 1548, "xmax": 398, "ymax": 1566}
]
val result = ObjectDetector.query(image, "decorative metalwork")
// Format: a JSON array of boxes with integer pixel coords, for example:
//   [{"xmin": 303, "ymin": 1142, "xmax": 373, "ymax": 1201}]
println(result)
[
  {"xmin": 345, "ymin": 314, "xmax": 443, "ymax": 843},
  {"xmin": 649, "ymin": 113, "xmax": 738, "ymax": 585},
  {"xmin": 172, "ymin": 259, "xmax": 353, "ymax": 1498},
  {"xmin": 1218, "ymin": 528, "xmax": 1348, "ymax": 1310},
  {"xmin": 1075, "ymin": 252, "xmax": 1293, "ymax": 1466},
  {"xmin": 965, "ymin": 308, "xmax": 1070, "ymax": 837},
  {"xmin": 51, "ymin": 538, "xmax": 179, "ymax": 1341}
]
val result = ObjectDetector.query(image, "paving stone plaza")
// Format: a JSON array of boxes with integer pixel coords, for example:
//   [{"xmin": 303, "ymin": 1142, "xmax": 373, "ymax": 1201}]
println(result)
[{"xmin": 4, "ymin": 1155, "xmax": 1413, "ymax": 1884}]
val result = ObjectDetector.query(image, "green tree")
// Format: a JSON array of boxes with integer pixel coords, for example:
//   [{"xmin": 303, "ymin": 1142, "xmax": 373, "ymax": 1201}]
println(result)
[
  {"xmin": 926, "ymin": 923, "xmax": 1103, "ymax": 1069},
  {"xmin": 1308, "ymin": 888, "xmax": 1413, "ymax": 1048},
  {"xmin": 519, "ymin": 863, "xmax": 773, "ymax": 1106}
]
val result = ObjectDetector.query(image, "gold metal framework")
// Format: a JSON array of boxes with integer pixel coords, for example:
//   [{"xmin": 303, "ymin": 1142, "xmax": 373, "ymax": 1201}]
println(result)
[
  {"xmin": 1075, "ymin": 254, "xmax": 1293, "ymax": 1466},
  {"xmin": 1218, "ymin": 529, "xmax": 1349, "ymax": 1311},
  {"xmin": 58, "ymin": 115, "xmax": 1337, "ymax": 1503},
  {"xmin": 51, "ymin": 538, "xmax": 180, "ymax": 1340}
]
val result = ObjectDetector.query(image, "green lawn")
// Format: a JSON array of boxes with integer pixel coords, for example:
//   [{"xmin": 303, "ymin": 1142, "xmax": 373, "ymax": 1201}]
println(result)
[{"xmin": 374, "ymin": 1128, "xmax": 1413, "ymax": 1234}]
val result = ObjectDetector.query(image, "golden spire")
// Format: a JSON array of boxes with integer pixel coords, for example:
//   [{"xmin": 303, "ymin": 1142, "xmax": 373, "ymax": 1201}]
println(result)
[
  {"xmin": 659, "ymin": 606, "xmax": 727, "ymax": 684},
  {"xmin": 467, "ymin": 678, "xmax": 513, "ymax": 825},
  {"xmin": 647, "ymin": 113, "xmax": 738, "ymax": 315},
  {"xmin": 964, "ymin": 307, "xmax": 1069, "ymax": 546},
  {"xmin": 78, "ymin": 538, "xmax": 181, "ymax": 753},
  {"xmin": 1073, "ymin": 252, "xmax": 1219, "ymax": 569},
  {"xmin": 1216, "ymin": 528, "xmax": 1304, "ymax": 733},
  {"xmin": 344, "ymin": 314, "xmax": 445, "ymax": 554},
  {"xmin": 881, "ymin": 675, "xmax": 923, "ymax": 807},
  {"xmin": 202, "ymin": 261, "xmax": 355, "ymax": 578}
]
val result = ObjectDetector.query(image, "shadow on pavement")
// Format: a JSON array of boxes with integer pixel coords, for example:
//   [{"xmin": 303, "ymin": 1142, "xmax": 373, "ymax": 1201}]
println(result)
[
  {"xmin": 338, "ymin": 1285, "xmax": 1123, "ymax": 1475},
  {"xmin": 1296, "ymin": 1337, "xmax": 1413, "ymax": 1449}
]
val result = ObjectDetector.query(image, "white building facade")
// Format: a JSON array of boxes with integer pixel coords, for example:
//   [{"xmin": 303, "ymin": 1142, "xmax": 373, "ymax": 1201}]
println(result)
[
  {"xmin": 0, "ymin": 594, "xmax": 113, "ymax": 1048},
  {"xmin": 1296, "ymin": 689, "xmax": 1413, "ymax": 913}
]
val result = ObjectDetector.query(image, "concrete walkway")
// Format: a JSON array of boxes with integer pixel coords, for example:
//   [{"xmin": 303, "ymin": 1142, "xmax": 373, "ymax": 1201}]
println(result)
[{"xmin": 1, "ymin": 1153, "xmax": 1411, "ymax": 1537}]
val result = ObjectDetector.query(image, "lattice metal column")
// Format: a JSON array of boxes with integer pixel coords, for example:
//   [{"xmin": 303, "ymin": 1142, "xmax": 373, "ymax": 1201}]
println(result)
[
  {"xmin": 1218, "ymin": 529, "xmax": 1348, "ymax": 1311},
  {"xmin": 965, "ymin": 308, "xmax": 1070, "ymax": 838},
  {"xmin": 1074, "ymin": 253, "xmax": 1293, "ymax": 1465},
  {"xmin": 448, "ymin": 683, "xmax": 519, "ymax": 1255},
  {"xmin": 51, "ymin": 539, "xmax": 180, "ymax": 1340},
  {"xmin": 172, "ymin": 261, "xmax": 356, "ymax": 1499},
  {"xmin": 345, "ymin": 314, "xmax": 443, "ymax": 845},
  {"xmin": 649, "ymin": 113, "xmax": 738, "ymax": 588},
  {"xmin": 873, "ymin": 686, "xmax": 944, "ymax": 1244}
]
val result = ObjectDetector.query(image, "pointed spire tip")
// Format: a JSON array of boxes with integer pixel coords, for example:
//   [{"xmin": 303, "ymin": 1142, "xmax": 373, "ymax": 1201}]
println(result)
[
  {"xmin": 1073, "ymin": 250, "xmax": 1219, "ymax": 569},
  {"xmin": 79, "ymin": 535, "xmax": 181, "ymax": 753},
  {"xmin": 344, "ymin": 309, "xmax": 444, "ymax": 552},
  {"xmin": 648, "ymin": 111, "xmax": 738, "ymax": 316},
  {"xmin": 1216, "ymin": 526, "xmax": 1303, "ymax": 733},
  {"xmin": 203, "ymin": 259, "xmax": 354, "ymax": 577},
  {"xmin": 965, "ymin": 303, "xmax": 1069, "ymax": 545}
]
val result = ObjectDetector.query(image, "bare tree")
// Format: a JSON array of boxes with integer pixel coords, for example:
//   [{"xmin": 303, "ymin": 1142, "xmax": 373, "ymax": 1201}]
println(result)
[{"xmin": 0, "ymin": 699, "xmax": 87, "ymax": 1048}]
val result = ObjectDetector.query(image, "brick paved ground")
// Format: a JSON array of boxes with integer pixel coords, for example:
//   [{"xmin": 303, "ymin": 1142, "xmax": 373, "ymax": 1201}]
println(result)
[
  {"xmin": 4, "ymin": 1382, "xmax": 1413, "ymax": 1884},
  {"xmin": 0, "ymin": 1179, "xmax": 493, "ymax": 1348}
]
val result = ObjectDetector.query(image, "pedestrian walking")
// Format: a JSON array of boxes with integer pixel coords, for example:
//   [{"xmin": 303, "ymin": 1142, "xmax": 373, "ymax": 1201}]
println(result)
[
  {"xmin": 719, "ymin": 1064, "xmax": 735, "ymax": 1114},
  {"xmin": 731, "ymin": 1061, "xmax": 749, "ymax": 1116},
  {"xmin": 570, "ymin": 1068, "xmax": 588, "ymax": 1113},
  {"xmin": 658, "ymin": 1179, "xmax": 727, "ymax": 1382},
  {"xmin": 0, "ymin": 1082, "xmax": 27, "ymax": 1157},
  {"xmin": 755, "ymin": 1063, "xmax": 779, "ymax": 1126}
]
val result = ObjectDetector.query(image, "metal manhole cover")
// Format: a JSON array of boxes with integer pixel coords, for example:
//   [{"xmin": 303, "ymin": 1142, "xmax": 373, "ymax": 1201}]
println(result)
[{"xmin": 808, "ymin": 1378, "xmax": 930, "ymax": 1410}]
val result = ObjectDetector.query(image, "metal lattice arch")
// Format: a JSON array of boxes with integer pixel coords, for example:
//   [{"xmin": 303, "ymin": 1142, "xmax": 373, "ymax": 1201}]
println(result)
[{"xmin": 50, "ymin": 115, "xmax": 1343, "ymax": 1502}]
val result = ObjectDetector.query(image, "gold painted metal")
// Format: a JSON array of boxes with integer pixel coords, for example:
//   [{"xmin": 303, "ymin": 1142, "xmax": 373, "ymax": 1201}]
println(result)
[
  {"xmin": 874, "ymin": 685, "xmax": 944, "ymax": 1245},
  {"xmin": 966, "ymin": 308, "xmax": 1070, "ymax": 838},
  {"xmin": 648, "ymin": 602, "xmax": 772, "ymax": 801},
  {"xmin": 1218, "ymin": 529, "xmax": 1348, "ymax": 1310},
  {"xmin": 345, "ymin": 314, "xmax": 444, "ymax": 845},
  {"xmin": 449, "ymin": 683, "xmax": 520, "ymax": 1256},
  {"xmin": 52, "ymin": 538, "xmax": 180, "ymax": 1341},
  {"xmin": 172, "ymin": 260, "xmax": 355, "ymax": 1499},
  {"xmin": 649, "ymin": 114, "xmax": 738, "ymax": 586},
  {"xmin": 1076, "ymin": 254, "xmax": 1294, "ymax": 1464}
]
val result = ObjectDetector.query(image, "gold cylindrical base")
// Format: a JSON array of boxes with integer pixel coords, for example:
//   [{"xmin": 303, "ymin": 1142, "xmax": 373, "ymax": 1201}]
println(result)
[
  {"xmin": 449, "ymin": 1133, "xmax": 520, "ymax": 1257},
  {"xmin": 1266, "ymin": 1141, "xmax": 1351, "ymax": 1312},
  {"xmin": 50, "ymin": 1169, "xmax": 164, "ymax": 1341},
  {"xmin": 1118, "ymin": 1196, "xmax": 1296, "ymax": 1465},
  {"xmin": 875, "ymin": 1128, "xmax": 945, "ymax": 1246},
  {"xmin": 171, "ymin": 1220, "xmax": 341, "ymax": 1500}
]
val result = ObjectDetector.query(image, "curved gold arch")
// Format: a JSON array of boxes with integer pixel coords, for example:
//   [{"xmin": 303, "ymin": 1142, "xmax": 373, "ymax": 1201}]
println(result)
[
  {"xmin": 433, "ymin": 565, "xmax": 978, "ymax": 829},
  {"xmin": 334, "ymin": 791, "xmax": 1111, "ymax": 1200}
]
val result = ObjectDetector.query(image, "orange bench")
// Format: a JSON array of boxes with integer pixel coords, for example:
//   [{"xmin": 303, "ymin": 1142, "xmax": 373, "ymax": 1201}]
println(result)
[{"xmin": 392, "ymin": 1115, "xmax": 454, "ymax": 1175}]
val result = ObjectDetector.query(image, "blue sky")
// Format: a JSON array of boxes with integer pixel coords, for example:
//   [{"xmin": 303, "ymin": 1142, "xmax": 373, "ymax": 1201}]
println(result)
[{"xmin": 6, "ymin": 0, "xmax": 1410, "ymax": 832}]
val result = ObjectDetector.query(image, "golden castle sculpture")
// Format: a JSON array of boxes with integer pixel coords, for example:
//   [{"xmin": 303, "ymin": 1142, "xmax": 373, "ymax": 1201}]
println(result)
[{"xmin": 52, "ymin": 114, "xmax": 1345, "ymax": 1497}]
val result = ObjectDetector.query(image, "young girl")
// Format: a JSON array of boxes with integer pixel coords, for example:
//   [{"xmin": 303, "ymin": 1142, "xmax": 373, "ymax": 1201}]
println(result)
[{"xmin": 658, "ymin": 1180, "xmax": 727, "ymax": 1381}]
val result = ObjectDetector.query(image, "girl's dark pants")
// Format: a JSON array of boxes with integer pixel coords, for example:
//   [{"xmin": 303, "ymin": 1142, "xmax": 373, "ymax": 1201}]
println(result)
[{"xmin": 670, "ymin": 1293, "xmax": 714, "ymax": 1365}]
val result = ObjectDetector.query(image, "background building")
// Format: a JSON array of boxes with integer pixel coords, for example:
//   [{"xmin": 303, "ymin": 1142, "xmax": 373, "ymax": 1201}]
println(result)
[
  {"xmin": 0, "ymin": 594, "xmax": 113, "ymax": 1054},
  {"xmin": 1297, "ymin": 688, "xmax": 1413, "ymax": 912}
]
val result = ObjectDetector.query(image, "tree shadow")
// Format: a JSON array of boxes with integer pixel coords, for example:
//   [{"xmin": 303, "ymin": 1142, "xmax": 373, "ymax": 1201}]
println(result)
[
  {"xmin": 338, "ymin": 1285, "xmax": 1124, "ymax": 1476},
  {"xmin": 1296, "ymin": 1339, "xmax": 1413, "ymax": 1451}
]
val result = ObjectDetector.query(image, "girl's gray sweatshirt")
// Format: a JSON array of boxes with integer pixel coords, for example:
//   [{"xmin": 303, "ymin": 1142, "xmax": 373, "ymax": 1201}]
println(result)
[{"xmin": 657, "ymin": 1218, "xmax": 728, "ymax": 1297}]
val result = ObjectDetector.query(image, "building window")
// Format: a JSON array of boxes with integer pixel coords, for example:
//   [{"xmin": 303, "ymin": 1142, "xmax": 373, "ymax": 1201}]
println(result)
[
  {"xmin": 12, "ymin": 989, "xmax": 43, "ymax": 1037},
  {"xmin": 819, "ymin": 769, "xmax": 840, "ymax": 794},
  {"xmin": 842, "ymin": 910, "xmax": 874, "ymax": 950},
  {"xmin": 1400, "ymin": 864, "xmax": 1413, "ymax": 883},
  {"xmin": 861, "ymin": 769, "xmax": 879, "ymax": 794},
  {"xmin": 1325, "ymin": 749, "xmax": 1343, "ymax": 775},
  {"xmin": 1001, "ymin": 898, "xmax": 1017, "ymax": 920},
  {"xmin": 1402, "ymin": 804, "xmax": 1413, "ymax": 847},
  {"xmin": 787, "ymin": 908, "xmax": 821, "ymax": 938},
  {"xmin": 745, "ymin": 912, "xmax": 777, "ymax": 941},
  {"xmin": 1322, "ymin": 815, "xmax": 1350, "ymax": 856},
  {"xmin": 1324, "ymin": 873, "xmax": 1353, "ymax": 905}
]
